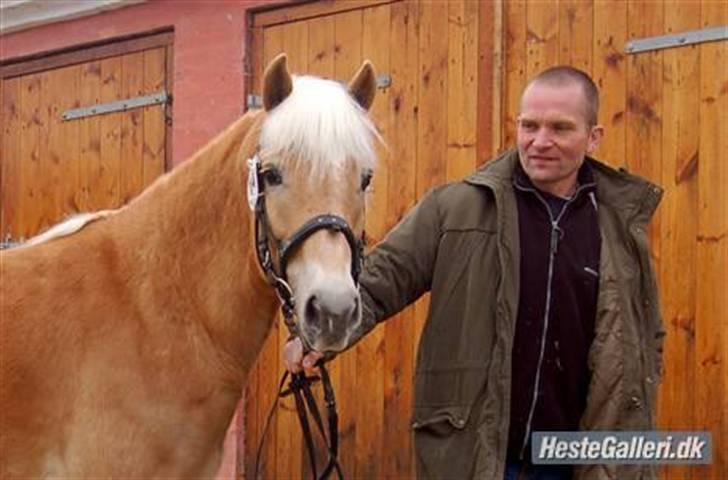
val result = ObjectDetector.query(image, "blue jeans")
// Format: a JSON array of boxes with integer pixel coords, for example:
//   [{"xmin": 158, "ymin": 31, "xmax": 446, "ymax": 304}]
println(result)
[{"xmin": 504, "ymin": 461, "xmax": 572, "ymax": 480}]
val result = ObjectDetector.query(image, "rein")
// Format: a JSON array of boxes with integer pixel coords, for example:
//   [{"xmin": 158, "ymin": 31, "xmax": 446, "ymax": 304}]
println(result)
[{"xmin": 249, "ymin": 153, "xmax": 362, "ymax": 479}]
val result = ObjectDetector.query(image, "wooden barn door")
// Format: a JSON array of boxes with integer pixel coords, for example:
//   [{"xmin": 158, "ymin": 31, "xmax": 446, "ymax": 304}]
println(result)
[
  {"xmin": 0, "ymin": 32, "xmax": 171, "ymax": 246},
  {"xmin": 244, "ymin": 1, "xmax": 497, "ymax": 478}
]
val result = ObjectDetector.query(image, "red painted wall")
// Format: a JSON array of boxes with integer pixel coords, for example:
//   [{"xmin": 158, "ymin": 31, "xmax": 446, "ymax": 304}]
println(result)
[
  {"xmin": 0, "ymin": 0, "xmax": 287, "ymax": 166},
  {"xmin": 0, "ymin": 1, "xmax": 291, "ymax": 477}
]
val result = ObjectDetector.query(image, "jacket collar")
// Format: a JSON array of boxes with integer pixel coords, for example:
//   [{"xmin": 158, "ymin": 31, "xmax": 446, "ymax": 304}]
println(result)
[
  {"xmin": 464, "ymin": 148, "xmax": 663, "ymax": 225},
  {"xmin": 512, "ymin": 157, "xmax": 597, "ymax": 200}
]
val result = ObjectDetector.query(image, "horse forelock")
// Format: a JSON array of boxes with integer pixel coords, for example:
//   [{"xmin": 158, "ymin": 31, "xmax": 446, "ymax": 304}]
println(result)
[{"xmin": 258, "ymin": 75, "xmax": 381, "ymax": 179}]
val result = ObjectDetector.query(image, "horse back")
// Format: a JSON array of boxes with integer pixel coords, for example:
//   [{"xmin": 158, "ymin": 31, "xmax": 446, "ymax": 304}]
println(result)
[{"xmin": 0, "ymin": 225, "xmax": 136, "ymax": 475}]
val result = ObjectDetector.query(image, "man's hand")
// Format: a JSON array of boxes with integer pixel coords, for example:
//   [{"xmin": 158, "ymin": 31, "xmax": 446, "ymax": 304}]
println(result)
[{"xmin": 283, "ymin": 336, "xmax": 324, "ymax": 375}]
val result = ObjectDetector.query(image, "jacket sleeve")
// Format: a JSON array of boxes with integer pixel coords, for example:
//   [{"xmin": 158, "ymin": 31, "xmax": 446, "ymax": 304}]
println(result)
[{"xmin": 346, "ymin": 186, "xmax": 443, "ymax": 347}]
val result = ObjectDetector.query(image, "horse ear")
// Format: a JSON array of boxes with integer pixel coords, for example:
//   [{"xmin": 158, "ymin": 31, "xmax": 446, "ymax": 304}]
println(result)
[
  {"xmin": 263, "ymin": 53, "xmax": 293, "ymax": 111},
  {"xmin": 348, "ymin": 60, "xmax": 376, "ymax": 111}
]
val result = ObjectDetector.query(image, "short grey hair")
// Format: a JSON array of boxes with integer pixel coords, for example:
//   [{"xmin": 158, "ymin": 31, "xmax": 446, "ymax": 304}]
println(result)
[{"xmin": 526, "ymin": 66, "xmax": 600, "ymax": 126}]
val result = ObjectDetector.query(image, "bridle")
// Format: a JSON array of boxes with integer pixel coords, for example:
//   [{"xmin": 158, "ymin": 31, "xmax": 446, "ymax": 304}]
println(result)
[
  {"xmin": 248, "ymin": 152, "xmax": 365, "ymax": 479},
  {"xmin": 248, "ymin": 153, "xmax": 365, "ymax": 336}
]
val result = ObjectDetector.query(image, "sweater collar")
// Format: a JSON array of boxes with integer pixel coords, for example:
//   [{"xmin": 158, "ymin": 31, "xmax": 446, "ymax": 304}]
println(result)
[{"xmin": 512, "ymin": 158, "xmax": 596, "ymax": 200}]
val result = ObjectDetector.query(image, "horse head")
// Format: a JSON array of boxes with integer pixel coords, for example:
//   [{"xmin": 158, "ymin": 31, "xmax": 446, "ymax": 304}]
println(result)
[{"xmin": 252, "ymin": 54, "xmax": 379, "ymax": 354}]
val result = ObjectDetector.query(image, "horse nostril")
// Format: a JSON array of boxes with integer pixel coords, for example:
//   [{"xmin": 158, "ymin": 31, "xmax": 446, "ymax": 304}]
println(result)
[{"xmin": 305, "ymin": 295, "xmax": 322, "ymax": 327}]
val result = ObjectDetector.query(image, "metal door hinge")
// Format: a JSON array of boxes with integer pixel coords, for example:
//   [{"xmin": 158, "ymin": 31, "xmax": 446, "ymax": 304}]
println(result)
[
  {"xmin": 376, "ymin": 74, "xmax": 391, "ymax": 89},
  {"xmin": 1, "ymin": 233, "xmax": 24, "ymax": 250},
  {"xmin": 62, "ymin": 91, "xmax": 169, "ymax": 121},
  {"xmin": 626, "ymin": 26, "xmax": 728, "ymax": 54},
  {"xmin": 247, "ymin": 94, "xmax": 263, "ymax": 110}
]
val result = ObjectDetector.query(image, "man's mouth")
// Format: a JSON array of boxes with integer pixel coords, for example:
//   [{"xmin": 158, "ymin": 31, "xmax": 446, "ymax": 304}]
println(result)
[{"xmin": 529, "ymin": 155, "xmax": 558, "ymax": 162}]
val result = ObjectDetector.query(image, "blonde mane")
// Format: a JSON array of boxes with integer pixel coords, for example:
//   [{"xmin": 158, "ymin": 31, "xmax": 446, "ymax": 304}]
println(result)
[
  {"xmin": 259, "ymin": 75, "xmax": 381, "ymax": 179},
  {"xmin": 20, "ymin": 210, "xmax": 118, "ymax": 248}
]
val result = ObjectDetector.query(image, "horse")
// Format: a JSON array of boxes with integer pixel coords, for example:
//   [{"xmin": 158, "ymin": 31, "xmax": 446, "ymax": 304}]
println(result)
[{"xmin": 0, "ymin": 53, "xmax": 379, "ymax": 478}]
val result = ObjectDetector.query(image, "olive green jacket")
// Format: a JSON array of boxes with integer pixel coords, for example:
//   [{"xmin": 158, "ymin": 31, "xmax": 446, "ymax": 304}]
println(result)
[{"xmin": 355, "ymin": 149, "xmax": 664, "ymax": 479}]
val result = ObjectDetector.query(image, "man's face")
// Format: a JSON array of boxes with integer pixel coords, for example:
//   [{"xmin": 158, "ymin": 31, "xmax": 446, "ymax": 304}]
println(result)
[{"xmin": 516, "ymin": 81, "xmax": 603, "ymax": 196}]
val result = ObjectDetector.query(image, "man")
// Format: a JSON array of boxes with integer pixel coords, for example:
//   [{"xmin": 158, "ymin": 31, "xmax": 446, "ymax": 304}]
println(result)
[{"xmin": 285, "ymin": 66, "xmax": 664, "ymax": 480}]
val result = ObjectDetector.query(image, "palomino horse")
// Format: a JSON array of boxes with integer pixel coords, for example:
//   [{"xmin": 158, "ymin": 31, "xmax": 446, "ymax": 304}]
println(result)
[{"xmin": 0, "ymin": 54, "xmax": 379, "ymax": 477}]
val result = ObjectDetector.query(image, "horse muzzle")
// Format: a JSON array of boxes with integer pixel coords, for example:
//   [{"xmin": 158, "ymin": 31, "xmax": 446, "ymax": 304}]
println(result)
[{"xmin": 300, "ymin": 282, "xmax": 361, "ymax": 352}]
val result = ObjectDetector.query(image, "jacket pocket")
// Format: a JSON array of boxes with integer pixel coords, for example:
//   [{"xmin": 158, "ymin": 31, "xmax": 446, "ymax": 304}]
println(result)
[
  {"xmin": 411, "ymin": 404, "xmax": 472, "ymax": 436},
  {"xmin": 411, "ymin": 403, "xmax": 482, "ymax": 479}
]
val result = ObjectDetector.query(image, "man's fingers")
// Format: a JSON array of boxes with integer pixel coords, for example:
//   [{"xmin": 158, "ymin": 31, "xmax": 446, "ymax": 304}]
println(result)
[
  {"xmin": 283, "ymin": 337, "xmax": 304, "ymax": 374},
  {"xmin": 282, "ymin": 338, "xmax": 326, "ymax": 376},
  {"xmin": 302, "ymin": 351, "xmax": 324, "ymax": 376}
]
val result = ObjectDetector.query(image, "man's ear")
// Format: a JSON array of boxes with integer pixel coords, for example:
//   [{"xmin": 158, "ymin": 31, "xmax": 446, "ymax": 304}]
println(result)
[{"xmin": 586, "ymin": 124, "xmax": 604, "ymax": 155}]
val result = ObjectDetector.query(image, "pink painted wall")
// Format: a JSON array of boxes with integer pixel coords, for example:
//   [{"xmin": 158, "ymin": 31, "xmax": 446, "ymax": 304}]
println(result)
[
  {"xmin": 0, "ymin": 1, "xmax": 291, "ymax": 477},
  {"xmin": 0, "ymin": 0, "xmax": 287, "ymax": 166}
]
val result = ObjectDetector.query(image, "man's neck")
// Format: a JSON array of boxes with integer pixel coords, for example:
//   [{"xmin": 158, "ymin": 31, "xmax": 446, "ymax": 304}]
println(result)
[{"xmin": 531, "ymin": 178, "xmax": 578, "ymax": 199}]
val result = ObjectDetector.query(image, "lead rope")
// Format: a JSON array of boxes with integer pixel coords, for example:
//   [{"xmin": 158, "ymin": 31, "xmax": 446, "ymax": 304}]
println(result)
[
  {"xmin": 254, "ymin": 361, "xmax": 343, "ymax": 480},
  {"xmin": 249, "ymin": 156, "xmax": 364, "ymax": 480}
]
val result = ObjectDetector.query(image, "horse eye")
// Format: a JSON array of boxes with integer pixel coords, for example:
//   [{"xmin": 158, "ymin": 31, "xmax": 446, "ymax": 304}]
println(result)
[
  {"xmin": 261, "ymin": 168, "xmax": 283, "ymax": 187},
  {"xmin": 361, "ymin": 169, "xmax": 373, "ymax": 191}
]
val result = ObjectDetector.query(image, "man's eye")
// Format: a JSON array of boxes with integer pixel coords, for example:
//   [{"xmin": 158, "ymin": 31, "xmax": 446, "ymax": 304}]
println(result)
[
  {"xmin": 361, "ymin": 169, "xmax": 373, "ymax": 191},
  {"xmin": 520, "ymin": 122, "xmax": 537, "ymax": 131},
  {"xmin": 261, "ymin": 168, "xmax": 283, "ymax": 187}
]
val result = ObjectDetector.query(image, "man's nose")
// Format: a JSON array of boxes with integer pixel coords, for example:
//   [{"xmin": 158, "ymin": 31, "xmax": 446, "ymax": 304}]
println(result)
[{"xmin": 532, "ymin": 128, "xmax": 553, "ymax": 148}]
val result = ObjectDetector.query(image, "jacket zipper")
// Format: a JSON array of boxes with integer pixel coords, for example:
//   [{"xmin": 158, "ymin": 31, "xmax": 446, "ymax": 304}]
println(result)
[{"xmin": 513, "ymin": 181, "xmax": 593, "ymax": 460}]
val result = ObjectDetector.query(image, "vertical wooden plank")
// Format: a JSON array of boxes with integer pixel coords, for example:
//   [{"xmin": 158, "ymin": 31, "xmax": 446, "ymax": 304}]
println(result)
[
  {"xmin": 412, "ymin": 0, "xmax": 449, "ymax": 384},
  {"xmin": 593, "ymin": 0, "xmax": 627, "ymax": 168},
  {"xmin": 1, "ymin": 78, "xmax": 21, "ymax": 240},
  {"xmin": 249, "ymin": 26, "xmax": 265, "ymax": 98},
  {"xmin": 98, "ymin": 56, "xmax": 122, "ymax": 210},
  {"xmin": 657, "ymin": 4, "xmax": 701, "ymax": 480},
  {"xmin": 626, "ymin": 0, "xmax": 664, "ymax": 306},
  {"xmin": 18, "ymin": 73, "xmax": 43, "ymax": 238},
  {"xmin": 558, "ymin": 0, "xmax": 593, "ymax": 72},
  {"xmin": 357, "ymin": 4, "xmax": 391, "ymax": 479},
  {"xmin": 36, "ymin": 70, "xmax": 55, "ymax": 232},
  {"xmin": 382, "ymin": 1, "xmax": 418, "ymax": 477},
  {"xmin": 526, "ymin": 0, "xmax": 560, "ymax": 79},
  {"xmin": 120, "ymin": 51, "xmax": 145, "ymax": 204},
  {"xmin": 254, "ymin": 24, "xmax": 285, "ymax": 480},
  {"xmin": 625, "ymin": 0, "xmax": 664, "ymax": 184},
  {"xmin": 445, "ymin": 0, "xmax": 466, "ymax": 182},
  {"xmin": 333, "ymin": 9, "xmax": 363, "ymax": 477},
  {"xmin": 142, "ymin": 47, "xmax": 166, "ymax": 188},
  {"xmin": 275, "ymin": 18, "xmax": 308, "ymax": 480},
  {"xmin": 416, "ymin": 0, "xmax": 448, "ymax": 199},
  {"xmin": 446, "ymin": 0, "xmax": 478, "ymax": 182},
  {"xmin": 477, "ymin": 0, "xmax": 502, "ymax": 160},
  {"xmin": 0, "ymin": 79, "xmax": 3, "ymax": 208},
  {"xmin": 695, "ymin": 3, "xmax": 727, "ymax": 479},
  {"xmin": 723, "ymin": 93, "xmax": 728, "ymax": 480},
  {"xmin": 307, "ymin": 15, "xmax": 335, "ymax": 79},
  {"xmin": 58, "ymin": 65, "xmax": 81, "ymax": 218},
  {"xmin": 77, "ymin": 61, "xmax": 102, "ymax": 213},
  {"xmin": 244, "ymin": 26, "xmax": 265, "ymax": 480},
  {"xmin": 503, "ymin": 0, "xmax": 527, "ymax": 149},
  {"xmin": 43, "ymin": 66, "xmax": 78, "ymax": 233},
  {"xmin": 413, "ymin": 0, "xmax": 446, "ymax": 373}
]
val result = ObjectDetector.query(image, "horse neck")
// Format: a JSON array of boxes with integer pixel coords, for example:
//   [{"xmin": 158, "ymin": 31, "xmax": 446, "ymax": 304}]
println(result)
[{"xmin": 119, "ymin": 110, "xmax": 279, "ymax": 385}]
